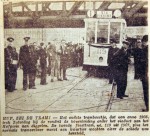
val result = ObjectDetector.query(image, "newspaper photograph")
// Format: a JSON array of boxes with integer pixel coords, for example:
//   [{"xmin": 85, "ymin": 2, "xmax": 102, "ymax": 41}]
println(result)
[{"xmin": 0, "ymin": 0, "xmax": 149, "ymax": 136}]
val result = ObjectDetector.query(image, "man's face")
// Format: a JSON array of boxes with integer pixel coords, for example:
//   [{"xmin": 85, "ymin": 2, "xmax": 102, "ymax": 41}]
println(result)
[
  {"xmin": 9, "ymin": 42, "xmax": 14, "ymax": 47},
  {"xmin": 142, "ymin": 41, "xmax": 148, "ymax": 48},
  {"xmin": 123, "ymin": 43, "xmax": 128, "ymax": 49},
  {"xmin": 111, "ymin": 43, "xmax": 116, "ymax": 48},
  {"xmin": 61, "ymin": 41, "xmax": 66, "ymax": 46}
]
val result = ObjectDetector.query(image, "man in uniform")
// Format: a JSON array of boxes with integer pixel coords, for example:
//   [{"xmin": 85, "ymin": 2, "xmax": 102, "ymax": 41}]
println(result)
[
  {"xmin": 107, "ymin": 39, "xmax": 119, "ymax": 84},
  {"xmin": 139, "ymin": 35, "xmax": 148, "ymax": 111},
  {"xmin": 38, "ymin": 42, "xmax": 48, "ymax": 85},
  {"xmin": 5, "ymin": 37, "xmax": 18, "ymax": 92},
  {"xmin": 133, "ymin": 36, "xmax": 142, "ymax": 79},
  {"xmin": 60, "ymin": 39, "xmax": 69, "ymax": 80},
  {"xmin": 113, "ymin": 40, "xmax": 130, "ymax": 99},
  {"xmin": 19, "ymin": 37, "xmax": 35, "ymax": 90}
]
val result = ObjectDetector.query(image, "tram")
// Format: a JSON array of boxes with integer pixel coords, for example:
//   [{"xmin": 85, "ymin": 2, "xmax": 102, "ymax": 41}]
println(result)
[{"xmin": 83, "ymin": 10, "xmax": 127, "ymax": 76}]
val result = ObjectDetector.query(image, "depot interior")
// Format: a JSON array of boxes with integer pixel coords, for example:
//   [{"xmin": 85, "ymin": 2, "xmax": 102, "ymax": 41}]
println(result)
[{"xmin": 4, "ymin": 1, "xmax": 147, "ymax": 47}]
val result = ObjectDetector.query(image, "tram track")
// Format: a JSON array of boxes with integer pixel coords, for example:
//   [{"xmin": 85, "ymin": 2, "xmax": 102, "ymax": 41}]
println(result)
[{"xmin": 6, "ymin": 73, "xmax": 116, "ymax": 113}]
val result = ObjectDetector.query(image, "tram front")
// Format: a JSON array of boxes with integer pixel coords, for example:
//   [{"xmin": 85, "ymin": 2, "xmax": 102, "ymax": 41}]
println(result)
[{"xmin": 83, "ymin": 10, "xmax": 127, "ymax": 77}]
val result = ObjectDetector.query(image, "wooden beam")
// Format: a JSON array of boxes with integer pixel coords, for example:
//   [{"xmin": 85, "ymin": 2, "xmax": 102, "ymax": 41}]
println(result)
[
  {"xmin": 65, "ymin": 1, "xmax": 83, "ymax": 17},
  {"xmin": 98, "ymin": 1, "xmax": 111, "ymax": 10},
  {"xmin": 133, "ymin": 13, "xmax": 147, "ymax": 18},
  {"xmin": 125, "ymin": 1, "xmax": 148, "ymax": 17}
]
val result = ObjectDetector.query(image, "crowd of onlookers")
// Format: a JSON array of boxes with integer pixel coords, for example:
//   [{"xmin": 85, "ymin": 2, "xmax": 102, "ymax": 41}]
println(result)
[{"xmin": 5, "ymin": 37, "xmax": 83, "ymax": 92}]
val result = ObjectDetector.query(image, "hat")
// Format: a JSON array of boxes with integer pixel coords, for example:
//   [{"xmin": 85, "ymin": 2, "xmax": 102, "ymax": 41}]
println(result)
[
  {"xmin": 40, "ymin": 41, "xmax": 44, "ymax": 46},
  {"xmin": 122, "ymin": 40, "xmax": 129, "ymax": 45},
  {"xmin": 7, "ymin": 37, "xmax": 14, "ymax": 42},
  {"xmin": 24, "ymin": 37, "xmax": 30, "ymax": 41},
  {"xmin": 110, "ymin": 39, "xmax": 117, "ymax": 44},
  {"xmin": 142, "ymin": 35, "xmax": 148, "ymax": 42}
]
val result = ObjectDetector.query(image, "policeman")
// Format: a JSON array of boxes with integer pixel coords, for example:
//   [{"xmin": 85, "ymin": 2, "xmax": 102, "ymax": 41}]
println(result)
[
  {"xmin": 5, "ymin": 37, "xmax": 18, "ymax": 92},
  {"xmin": 60, "ymin": 39, "xmax": 69, "ymax": 80},
  {"xmin": 38, "ymin": 42, "xmax": 48, "ymax": 85},
  {"xmin": 19, "ymin": 37, "xmax": 32, "ymax": 90},
  {"xmin": 107, "ymin": 39, "xmax": 119, "ymax": 84},
  {"xmin": 133, "ymin": 36, "xmax": 142, "ymax": 79},
  {"xmin": 139, "ymin": 35, "xmax": 148, "ymax": 111},
  {"xmin": 113, "ymin": 40, "xmax": 130, "ymax": 99}
]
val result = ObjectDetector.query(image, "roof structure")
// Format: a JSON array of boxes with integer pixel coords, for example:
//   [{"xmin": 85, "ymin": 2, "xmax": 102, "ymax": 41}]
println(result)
[{"xmin": 3, "ymin": 0, "xmax": 148, "ymax": 28}]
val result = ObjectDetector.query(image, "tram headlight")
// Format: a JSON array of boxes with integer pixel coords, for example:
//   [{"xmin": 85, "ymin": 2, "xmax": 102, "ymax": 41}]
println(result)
[{"xmin": 113, "ymin": 10, "xmax": 122, "ymax": 18}]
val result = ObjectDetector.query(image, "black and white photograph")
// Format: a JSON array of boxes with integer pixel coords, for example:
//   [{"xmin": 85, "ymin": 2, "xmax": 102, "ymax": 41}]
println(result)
[{"xmin": 2, "ymin": 0, "xmax": 149, "ymax": 114}]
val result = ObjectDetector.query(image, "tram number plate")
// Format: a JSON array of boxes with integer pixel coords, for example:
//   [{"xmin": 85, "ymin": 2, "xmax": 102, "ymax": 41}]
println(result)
[{"xmin": 97, "ymin": 48, "xmax": 107, "ymax": 54}]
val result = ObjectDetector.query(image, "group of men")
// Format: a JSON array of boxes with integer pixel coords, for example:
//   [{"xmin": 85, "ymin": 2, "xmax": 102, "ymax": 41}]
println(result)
[
  {"xmin": 107, "ymin": 35, "xmax": 148, "ymax": 111},
  {"xmin": 5, "ymin": 37, "xmax": 70, "ymax": 91},
  {"xmin": 5, "ymin": 35, "xmax": 149, "ymax": 111}
]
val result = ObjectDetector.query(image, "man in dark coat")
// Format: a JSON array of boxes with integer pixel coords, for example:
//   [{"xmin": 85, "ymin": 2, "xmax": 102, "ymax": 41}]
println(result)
[
  {"xmin": 28, "ymin": 42, "xmax": 38, "ymax": 89},
  {"xmin": 107, "ymin": 39, "xmax": 119, "ymax": 84},
  {"xmin": 113, "ymin": 40, "xmax": 130, "ymax": 99},
  {"xmin": 19, "ymin": 37, "xmax": 37, "ymax": 90},
  {"xmin": 5, "ymin": 37, "xmax": 18, "ymax": 92},
  {"xmin": 139, "ymin": 35, "xmax": 148, "ymax": 111},
  {"xmin": 38, "ymin": 42, "xmax": 48, "ymax": 85},
  {"xmin": 60, "ymin": 39, "xmax": 69, "ymax": 80},
  {"xmin": 133, "ymin": 38, "xmax": 142, "ymax": 79}
]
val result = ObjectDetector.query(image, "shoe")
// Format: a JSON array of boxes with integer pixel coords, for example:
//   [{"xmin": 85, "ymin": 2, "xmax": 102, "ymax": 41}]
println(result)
[
  {"xmin": 142, "ymin": 109, "xmax": 148, "ymax": 112},
  {"xmin": 109, "ymin": 81, "xmax": 112, "ymax": 84},
  {"xmin": 31, "ymin": 86, "xmax": 36, "ymax": 89},
  {"xmin": 63, "ymin": 77, "xmax": 68, "ymax": 80},
  {"xmin": 123, "ymin": 95, "xmax": 128, "ymax": 97},
  {"xmin": 58, "ymin": 78, "xmax": 63, "ymax": 81},
  {"xmin": 23, "ymin": 88, "xmax": 27, "ymax": 91},
  {"xmin": 117, "ymin": 96, "xmax": 123, "ymax": 99},
  {"xmin": 51, "ymin": 79, "xmax": 54, "ymax": 82},
  {"xmin": 7, "ymin": 89, "xmax": 13, "ymax": 92}
]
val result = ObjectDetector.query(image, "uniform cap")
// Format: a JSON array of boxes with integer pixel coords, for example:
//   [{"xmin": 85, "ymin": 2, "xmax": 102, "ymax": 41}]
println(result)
[
  {"xmin": 24, "ymin": 37, "xmax": 30, "ymax": 41},
  {"xmin": 122, "ymin": 40, "xmax": 129, "ymax": 45},
  {"xmin": 40, "ymin": 41, "xmax": 44, "ymax": 46},
  {"xmin": 7, "ymin": 37, "xmax": 14, "ymax": 42},
  {"xmin": 142, "ymin": 35, "xmax": 148, "ymax": 42}
]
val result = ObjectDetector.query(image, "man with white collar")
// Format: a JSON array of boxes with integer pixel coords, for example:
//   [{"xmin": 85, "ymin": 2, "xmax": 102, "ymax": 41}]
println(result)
[{"xmin": 5, "ymin": 37, "xmax": 18, "ymax": 92}]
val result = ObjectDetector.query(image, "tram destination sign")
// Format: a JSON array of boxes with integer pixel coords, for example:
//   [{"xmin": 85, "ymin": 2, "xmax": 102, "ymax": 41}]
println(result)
[{"xmin": 97, "ymin": 11, "xmax": 112, "ymax": 19}]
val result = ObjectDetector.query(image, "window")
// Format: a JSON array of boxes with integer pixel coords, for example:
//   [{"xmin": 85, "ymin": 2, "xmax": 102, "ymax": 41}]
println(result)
[
  {"xmin": 97, "ymin": 22, "xmax": 109, "ymax": 43},
  {"xmin": 86, "ymin": 21, "xmax": 96, "ymax": 43},
  {"xmin": 110, "ymin": 22, "xmax": 121, "ymax": 43}
]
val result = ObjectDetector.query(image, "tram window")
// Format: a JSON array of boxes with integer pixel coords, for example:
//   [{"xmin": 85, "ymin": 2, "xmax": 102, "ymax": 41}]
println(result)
[
  {"xmin": 110, "ymin": 22, "xmax": 121, "ymax": 43},
  {"xmin": 86, "ymin": 21, "xmax": 96, "ymax": 43},
  {"xmin": 97, "ymin": 22, "xmax": 108, "ymax": 44}
]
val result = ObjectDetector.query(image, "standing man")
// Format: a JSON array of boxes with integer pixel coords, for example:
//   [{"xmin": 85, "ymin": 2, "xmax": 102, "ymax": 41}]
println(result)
[
  {"xmin": 5, "ymin": 37, "xmax": 18, "ymax": 92},
  {"xmin": 139, "ymin": 35, "xmax": 148, "ymax": 111},
  {"xmin": 107, "ymin": 39, "xmax": 119, "ymax": 84},
  {"xmin": 38, "ymin": 42, "xmax": 48, "ymax": 85},
  {"xmin": 19, "ymin": 37, "xmax": 32, "ymax": 90},
  {"xmin": 133, "ymin": 37, "xmax": 142, "ymax": 79},
  {"xmin": 47, "ymin": 41, "xmax": 59, "ymax": 82},
  {"xmin": 113, "ymin": 40, "xmax": 130, "ymax": 99},
  {"xmin": 28, "ymin": 42, "xmax": 38, "ymax": 89},
  {"xmin": 60, "ymin": 39, "xmax": 69, "ymax": 80}
]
